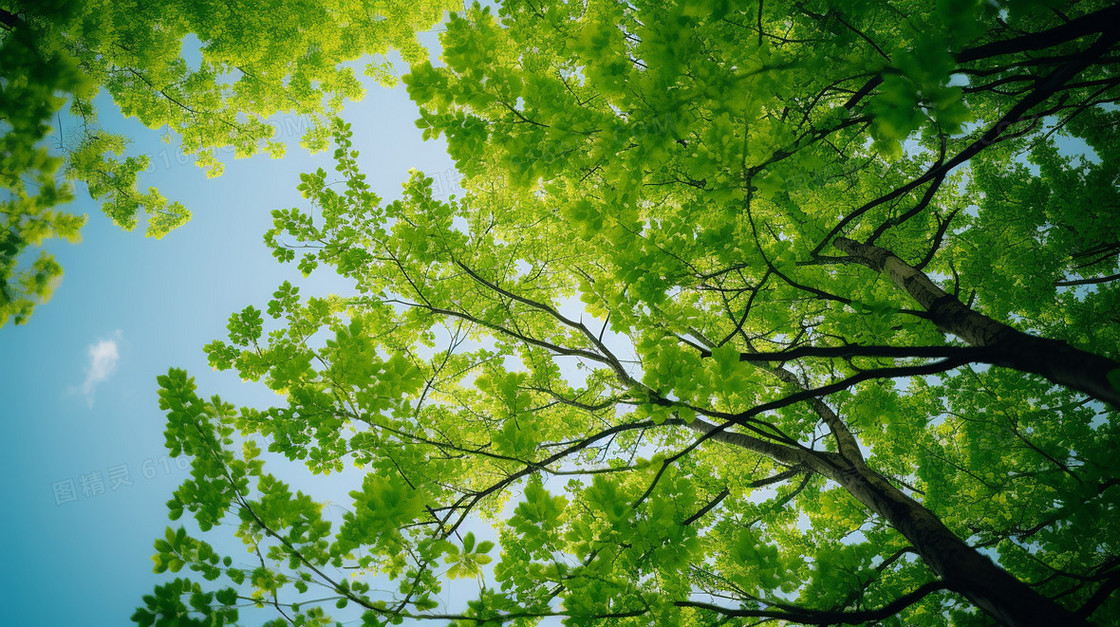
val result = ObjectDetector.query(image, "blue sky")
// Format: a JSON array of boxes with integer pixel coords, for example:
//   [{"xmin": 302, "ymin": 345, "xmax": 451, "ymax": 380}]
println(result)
[{"xmin": 0, "ymin": 45, "xmax": 463, "ymax": 625}]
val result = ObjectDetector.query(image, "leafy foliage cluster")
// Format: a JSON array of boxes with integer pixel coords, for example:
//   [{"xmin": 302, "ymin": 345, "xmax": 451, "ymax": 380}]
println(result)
[{"xmin": 0, "ymin": 0, "xmax": 452, "ymax": 325}]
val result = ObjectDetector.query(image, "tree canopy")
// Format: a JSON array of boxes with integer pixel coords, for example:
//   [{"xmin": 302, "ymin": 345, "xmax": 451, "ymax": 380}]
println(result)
[
  {"xmin": 129, "ymin": 1, "xmax": 1120, "ymax": 625},
  {"xmin": 0, "ymin": 0, "xmax": 451, "ymax": 325}
]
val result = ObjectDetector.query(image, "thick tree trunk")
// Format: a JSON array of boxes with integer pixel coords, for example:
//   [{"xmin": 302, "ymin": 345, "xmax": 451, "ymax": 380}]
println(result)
[
  {"xmin": 688, "ymin": 416, "xmax": 1086, "ymax": 625},
  {"xmin": 834, "ymin": 237, "xmax": 1120, "ymax": 407},
  {"xmin": 834, "ymin": 464, "xmax": 1089, "ymax": 627}
]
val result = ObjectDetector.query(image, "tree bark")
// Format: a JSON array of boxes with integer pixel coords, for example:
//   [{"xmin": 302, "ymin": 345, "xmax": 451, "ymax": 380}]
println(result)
[
  {"xmin": 833, "ymin": 464, "xmax": 1089, "ymax": 627},
  {"xmin": 789, "ymin": 371, "xmax": 1093, "ymax": 626},
  {"xmin": 834, "ymin": 237, "xmax": 1120, "ymax": 408},
  {"xmin": 954, "ymin": 3, "xmax": 1120, "ymax": 64},
  {"xmin": 688, "ymin": 414, "xmax": 1087, "ymax": 625}
]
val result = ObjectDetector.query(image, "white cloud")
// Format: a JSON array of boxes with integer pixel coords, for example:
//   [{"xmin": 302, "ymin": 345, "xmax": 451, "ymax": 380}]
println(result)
[{"xmin": 80, "ymin": 331, "xmax": 122, "ymax": 405}]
